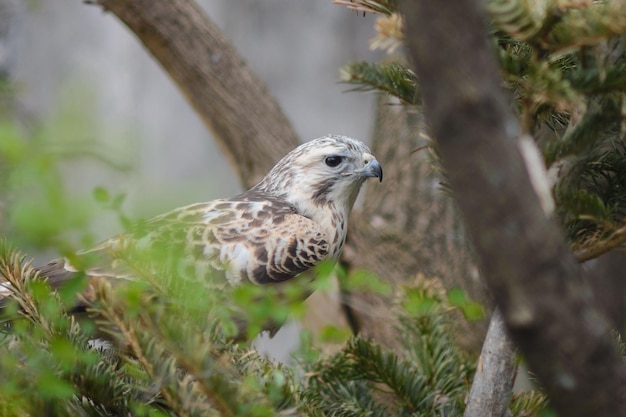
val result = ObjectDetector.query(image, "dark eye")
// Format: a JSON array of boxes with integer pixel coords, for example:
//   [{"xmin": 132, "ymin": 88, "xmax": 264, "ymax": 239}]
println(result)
[{"xmin": 325, "ymin": 156, "xmax": 343, "ymax": 167}]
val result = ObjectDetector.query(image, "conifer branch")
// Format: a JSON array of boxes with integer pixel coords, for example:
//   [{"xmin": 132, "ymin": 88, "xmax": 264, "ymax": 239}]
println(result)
[
  {"xmin": 544, "ymin": 2, "xmax": 626, "ymax": 50},
  {"xmin": 0, "ymin": 240, "xmax": 53, "ymax": 334},
  {"xmin": 486, "ymin": 0, "xmax": 549, "ymax": 41},
  {"xmin": 303, "ymin": 279, "xmax": 487, "ymax": 416},
  {"xmin": 574, "ymin": 224, "xmax": 626, "ymax": 262},
  {"xmin": 487, "ymin": 0, "xmax": 626, "ymax": 51},
  {"xmin": 370, "ymin": 13, "xmax": 404, "ymax": 54},
  {"xmin": 510, "ymin": 391, "xmax": 549, "ymax": 417},
  {"xmin": 332, "ymin": 0, "xmax": 395, "ymax": 16},
  {"xmin": 339, "ymin": 61, "xmax": 418, "ymax": 104},
  {"xmin": 543, "ymin": 98, "xmax": 620, "ymax": 166},
  {"xmin": 91, "ymin": 283, "xmax": 197, "ymax": 417}
]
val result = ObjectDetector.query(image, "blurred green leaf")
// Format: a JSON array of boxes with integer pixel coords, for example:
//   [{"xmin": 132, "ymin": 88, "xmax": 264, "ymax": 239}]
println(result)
[
  {"xmin": 402, "ymin": 287, "xmax": 440, "ymax": 317},
  {"xmin": 37, "ymin": 371, "xmax": 75, "ymax": 400},
  {"xmin": 343, "ymin": 269, "xmax": 392, "ymax": 295},
  {"xmin": 92, "ymin": 186, "xmax": 110, "ymax": 203},
  {"xmin": 447, "ymin": 287, "xmax": 486, "ymax": 321},
  {"xmin": 319, "ymin": 325, "xmax": 351, "ymax": 343}
]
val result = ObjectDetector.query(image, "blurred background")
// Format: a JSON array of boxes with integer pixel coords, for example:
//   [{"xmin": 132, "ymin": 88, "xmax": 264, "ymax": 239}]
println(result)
[
  {"xmin": 4, "ymin": 0, "xmax": 379, "ymax": 214},
  {"xmin": 1, "ymin": 0, "xmax": 380, "ymax": 360}
]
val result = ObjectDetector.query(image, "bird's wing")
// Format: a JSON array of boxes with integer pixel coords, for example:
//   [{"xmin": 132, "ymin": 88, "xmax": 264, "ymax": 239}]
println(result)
[{"xmin": 68, "ymin": 193, "xmax": 330, "ymax": 287}]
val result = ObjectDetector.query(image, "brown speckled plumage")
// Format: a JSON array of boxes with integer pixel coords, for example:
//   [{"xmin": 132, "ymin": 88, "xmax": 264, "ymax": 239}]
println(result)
[{"xmin": 1, "ymin": 135, "xmax": 382, "ymax": 307}]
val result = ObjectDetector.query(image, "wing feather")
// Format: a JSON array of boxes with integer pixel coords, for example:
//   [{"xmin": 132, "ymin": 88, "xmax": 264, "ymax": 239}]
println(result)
[{"xmin": 68, "ymin": 192, "xmax": 330, "ymax": 287}]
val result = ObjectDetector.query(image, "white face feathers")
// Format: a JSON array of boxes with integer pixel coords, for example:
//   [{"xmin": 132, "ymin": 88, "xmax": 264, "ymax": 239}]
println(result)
[{"xmin": 253, "ymin": 135, "xmax": 382, "ymax": 214}]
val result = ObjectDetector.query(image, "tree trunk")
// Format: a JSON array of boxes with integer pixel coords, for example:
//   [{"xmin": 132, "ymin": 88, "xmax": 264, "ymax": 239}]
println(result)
[
  {"xmin": 342, "ymin": 97, "xmax": 488, "ymax": 350},
  {"xmin": 398, "ymin": 0, "xmax": 626, "ymax": 415}
]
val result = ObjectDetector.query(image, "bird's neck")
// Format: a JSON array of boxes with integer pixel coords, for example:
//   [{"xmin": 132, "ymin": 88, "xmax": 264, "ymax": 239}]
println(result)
[{"xmin": 299, "ymin": 200, "xmax": 349, "ymax": 260}]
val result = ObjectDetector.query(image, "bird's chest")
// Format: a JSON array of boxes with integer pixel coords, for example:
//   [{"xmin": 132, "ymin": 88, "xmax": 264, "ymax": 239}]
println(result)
[{"xmin": 314, "ymin": 206, "xmax": 348, "ymax": 260}]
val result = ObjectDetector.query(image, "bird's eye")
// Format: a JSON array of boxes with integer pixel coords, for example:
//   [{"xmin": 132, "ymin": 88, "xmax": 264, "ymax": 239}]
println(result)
[{"xmin": 325, "ymin": 156, "xmax": 343, "ymax": 167}]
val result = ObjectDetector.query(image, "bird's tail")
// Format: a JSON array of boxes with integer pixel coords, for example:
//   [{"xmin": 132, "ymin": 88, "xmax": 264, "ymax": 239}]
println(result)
[{"xmin": 0, "ymin": 238, "xmax": 84, "ymax": 312}]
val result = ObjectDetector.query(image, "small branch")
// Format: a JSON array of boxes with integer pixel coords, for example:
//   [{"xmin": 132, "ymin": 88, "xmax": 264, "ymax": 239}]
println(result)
[
  {"xmin": 574, "ymin": 226, "xmax": 626, "ymax": 262},
  {"xmin": 464, "ymin": 310, "xmax": 516, "ymax": 417}
]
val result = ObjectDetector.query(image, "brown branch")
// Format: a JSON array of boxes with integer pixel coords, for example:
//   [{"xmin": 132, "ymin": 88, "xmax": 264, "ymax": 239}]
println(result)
[
  {"xmin": 574, "ymin": 226, "xmax": 626, "ymax": 262},
  {"xmin": 398, "ymin": 0, "xmax": 626, "ymax": 416},
  {"xmin": 92, "ymin": 0, "xmax": 300, "ymax": 188}
]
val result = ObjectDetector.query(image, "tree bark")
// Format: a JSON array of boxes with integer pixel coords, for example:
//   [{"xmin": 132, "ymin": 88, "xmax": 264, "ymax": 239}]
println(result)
[
  {"xmin": 342, "ymin": 97, "xmax": 487, "ymax": 350},
  {"xmin": 397, "ymin": 0, "xmax": 626, "ymax": 415},
  {"xmin": 463, "ymin": 310, "xmax": 516, "ymax": 417},
  {"xmin": 93, "ymin": 0, "xmax": 300, "ymax": 188},
  {"xmin": 585, "ymin": 251, "xmax": 626, "ymax": 332}
]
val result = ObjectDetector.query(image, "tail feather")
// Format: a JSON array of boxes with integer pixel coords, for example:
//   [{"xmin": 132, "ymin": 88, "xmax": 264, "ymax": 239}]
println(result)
[
  {"xmin": 34, "ymin": 259, "xmax": 79, "ymax": 290},
  {"xmin": 0, "ymin": 258, "xmax": 95, "ymax": 312}
]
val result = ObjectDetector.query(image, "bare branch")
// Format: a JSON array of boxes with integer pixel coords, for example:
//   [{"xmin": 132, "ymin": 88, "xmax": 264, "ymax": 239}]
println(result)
[
  {"xmin": 464, "ymin": 310, "xmax": 516, "ymax": 417},
  {"xmin": 574, "ymin": 226, "xmax": 626, "ymax": 262}
]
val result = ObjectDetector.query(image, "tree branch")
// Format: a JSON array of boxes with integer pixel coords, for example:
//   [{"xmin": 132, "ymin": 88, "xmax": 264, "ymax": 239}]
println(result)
[
  {"xmin": 398, "ymin": 0, "xmax": 626, "ymax": 415},
  {"xmin": 463, "ymin": 310, "xmax": 516, "ymax": 417},
  {"xmin": 585, "ymin": 250, "xmax": 626, "ymax": 332},
  {"xmin": 92, "ymin": 0, "xmax": 300, "ymax": 188}
]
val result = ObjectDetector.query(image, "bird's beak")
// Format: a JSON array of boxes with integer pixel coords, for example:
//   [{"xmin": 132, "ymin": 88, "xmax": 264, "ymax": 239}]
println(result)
[{"xmin": 359, "ymin": 157, "xmax": 383, "ymax": 182}]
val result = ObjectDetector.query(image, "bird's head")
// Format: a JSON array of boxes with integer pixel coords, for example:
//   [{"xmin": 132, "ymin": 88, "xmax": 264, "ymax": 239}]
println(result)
[{"xmin": 253, "ymin": 135, "xmax": 382, "ymax": 217}]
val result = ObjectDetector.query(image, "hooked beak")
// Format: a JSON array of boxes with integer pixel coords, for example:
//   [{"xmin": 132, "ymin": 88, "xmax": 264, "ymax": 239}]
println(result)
[{"xmin": 359, "ymin": 158, "xmax": 383, "ymax": 182}]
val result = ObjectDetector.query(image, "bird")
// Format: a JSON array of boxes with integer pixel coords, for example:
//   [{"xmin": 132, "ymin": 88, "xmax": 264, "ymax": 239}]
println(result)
[{"xmin": 0, "ymin": 135, "xmax": 382, "ymax": 334}]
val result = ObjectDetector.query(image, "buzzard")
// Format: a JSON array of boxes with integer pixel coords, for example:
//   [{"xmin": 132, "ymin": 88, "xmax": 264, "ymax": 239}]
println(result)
[{"xmin": 0, "ymin": 135, "xmax": 382, "ymax": 328}]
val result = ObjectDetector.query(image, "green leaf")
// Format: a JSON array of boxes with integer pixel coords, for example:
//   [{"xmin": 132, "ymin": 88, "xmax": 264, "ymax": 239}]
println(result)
[
  {"xmin": 402, "ymin": 287, "xmax": 441, "ymax": 317},
  {"xmin": 447, "ymin": 287, "xmax": 485, "ymax": 321},
  {"xmin": 319, "ymin": 325, "xmax": 351, "ymax": 343},
  {"xmin": 342, "ymin": 270, "xmax": 392, "ymax": 295},
  {"xmin": 37, "ymin": 371, "xmax": 75, "ymax": 400},
  {"xmin": 92, "ymin": 186, "xmax": 110, "ymax": 203},
  {"xmin": 446, "ymin": 287, "xmax": 468, "ymax": 306}
]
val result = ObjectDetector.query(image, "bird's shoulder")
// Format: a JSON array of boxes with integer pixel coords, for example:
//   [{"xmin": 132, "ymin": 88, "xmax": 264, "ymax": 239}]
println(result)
[{"xmin": 135, "ymin": 191, "xmax": 301, "ymax": 240}]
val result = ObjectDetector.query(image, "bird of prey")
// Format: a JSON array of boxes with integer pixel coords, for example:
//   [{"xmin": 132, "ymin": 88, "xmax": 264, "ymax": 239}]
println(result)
[{"xmin": 0, "ymin": 135, "xmax": 382, "ymax": 328}]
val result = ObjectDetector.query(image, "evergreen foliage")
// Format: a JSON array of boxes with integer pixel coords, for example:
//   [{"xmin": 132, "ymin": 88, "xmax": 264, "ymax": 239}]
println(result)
[
  {"xmin": 304, "ymin": 279, "xmax": 472, "ymax": 416},
  {"xmin": 0, "ymin": 239, "xmax": 306, "ymax": 417},
  {"xmin": 339, "ymin": 62, "xmax": 418, "ymax": 104},
  {"xmin": 337, "ymin": 0, "xmax": 626, "ymax": 259},
  {"xmin": 1, "ymin": 238, "xmax": 547, "ymax": 416}
]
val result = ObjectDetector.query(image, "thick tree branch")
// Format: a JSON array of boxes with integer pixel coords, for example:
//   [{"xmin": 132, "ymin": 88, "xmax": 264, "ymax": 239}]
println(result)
[
  {"xmin": 92, "ymin": 0, "xmax": 300, "ymax": 188},
  {"xmin": 398, "ymin": 0, "xmax": 626, "ymax": 415},
  {"xmin": 585, "ymin": 251, "xmax": 626, "ymax": 332}
]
